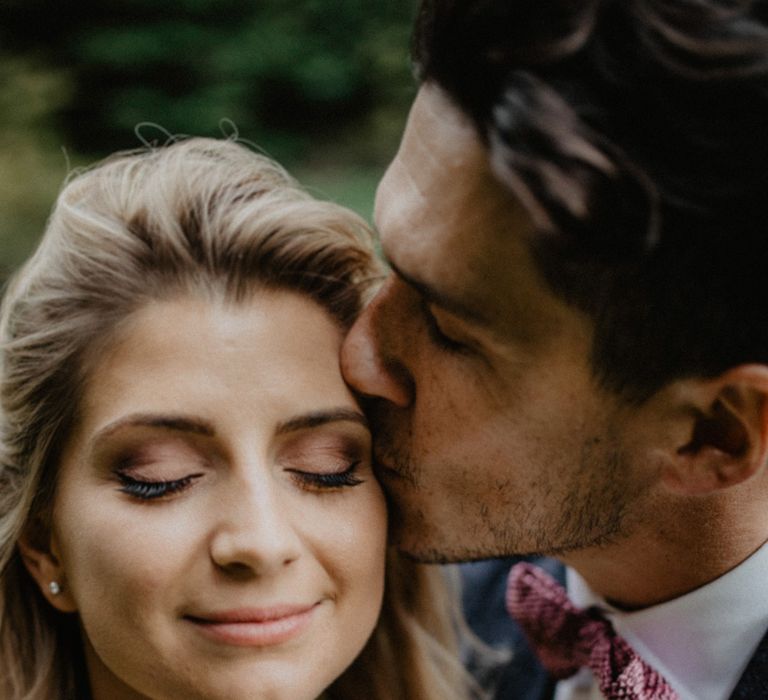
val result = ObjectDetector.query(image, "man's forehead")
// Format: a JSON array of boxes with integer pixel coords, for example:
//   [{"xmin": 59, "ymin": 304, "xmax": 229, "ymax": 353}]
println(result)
[
  {"xmin": 374, "ymin": 84, "xmax": 490, "ymax": 233},
  {"xmin": 375, "ymin": 88, "xmax": 532, "ymax": 295},
  {"xmin": 404, "ymin": 83, "xmax": 484, "ymax": 165},
  {"xmin": 373, "ymin": 84, "xmax": 577, "ymax": 344},
  {"xmin": 375, "ymin": 90, "xmax": 492, "ymax": 266}
]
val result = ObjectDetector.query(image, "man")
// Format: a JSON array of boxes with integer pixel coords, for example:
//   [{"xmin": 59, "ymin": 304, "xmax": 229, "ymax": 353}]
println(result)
[{"xmin": 340, "ymin": 1, "xmax": 768, "ymax": 698}]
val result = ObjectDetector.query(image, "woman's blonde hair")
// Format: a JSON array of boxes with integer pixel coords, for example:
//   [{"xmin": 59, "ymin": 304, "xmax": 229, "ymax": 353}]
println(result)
[{"xmin": 0, "ymin": 138, "xmax": 473, "ymax": 699}]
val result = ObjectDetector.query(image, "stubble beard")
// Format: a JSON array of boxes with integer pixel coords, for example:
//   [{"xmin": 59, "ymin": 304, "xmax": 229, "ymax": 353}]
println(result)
[{"xmin": 377, "ymin": 429, "xmax": 649, "ymax": 565}]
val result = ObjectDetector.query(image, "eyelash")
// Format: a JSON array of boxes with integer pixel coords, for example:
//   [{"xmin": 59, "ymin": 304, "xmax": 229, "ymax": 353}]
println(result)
[
  {"xmin": 116, "ymin": 461, "xmax": 363, "ymax": 501},
  {"xmin": 117, "ymin": 472, "xmax": 202, "ymax": 501},
  {"xmin": 289, "ymin": 461, "xmax": 364, "ymax": 491},
  {"xmin": 422, "ymin": 302, "xmax": 470, "ymax": 354}
]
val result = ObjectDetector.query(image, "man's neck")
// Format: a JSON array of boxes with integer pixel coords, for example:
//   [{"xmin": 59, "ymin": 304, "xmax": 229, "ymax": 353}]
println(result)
[{"xmin": 558, "ymin": 487, "xmax": 768, "ymax": 610}]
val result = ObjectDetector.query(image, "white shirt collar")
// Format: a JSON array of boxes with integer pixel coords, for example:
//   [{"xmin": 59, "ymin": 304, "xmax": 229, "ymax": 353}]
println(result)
[{"xmin": 566, "ymin": 539, "xmax": 768, "ymax": 700}]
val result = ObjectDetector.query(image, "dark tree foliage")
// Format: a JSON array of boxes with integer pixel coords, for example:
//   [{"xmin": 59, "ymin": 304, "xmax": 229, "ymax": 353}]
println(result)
[{"xmin": 0, "ymin": 0, "xmax": 416, "ymax": 160}]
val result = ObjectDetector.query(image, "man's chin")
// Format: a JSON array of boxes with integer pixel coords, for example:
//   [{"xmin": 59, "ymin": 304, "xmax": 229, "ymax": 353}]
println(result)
[
  {"xmin": 392, "ymin": 537, "xmax": 515, "ymax": 565},
  {"xmin": 387, "ymin": 505, "xmax": 453, "ymax": 562},
  {"xmin": 388, "ymin": 513, "xmax": 506, "ymax": 564}
]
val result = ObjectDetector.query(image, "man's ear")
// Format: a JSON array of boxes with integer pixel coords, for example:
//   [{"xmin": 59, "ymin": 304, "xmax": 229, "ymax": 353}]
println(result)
[
  {"xmin": 17, "ymin": 522, "xmax": 77, "ymax": 613},
  {"xmin": 664, "ymin": 364, "xmax": 768, "ymax": 495}
]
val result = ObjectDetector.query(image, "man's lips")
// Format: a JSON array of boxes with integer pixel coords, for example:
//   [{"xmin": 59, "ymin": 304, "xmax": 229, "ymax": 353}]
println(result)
[
  {"xmin": 185, "ymin": 603, "xmax": 320, "ymax": 647},
  {"xmin": 373, "ymin": 454, "xmax": 410, "ymax": 483},
  {"xmin": 375, "ymin": 462, "xmax": 401, "ymax": 478}
]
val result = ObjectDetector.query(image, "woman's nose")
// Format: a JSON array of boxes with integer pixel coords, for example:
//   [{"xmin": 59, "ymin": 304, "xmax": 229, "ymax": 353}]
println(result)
[
  {"xmin": 209, "ymin": 474, "xmax": 303, "ymax": 578},
  {"xmin": 340, "ymin": 276, "xmax": 414, "ymax": 408}
]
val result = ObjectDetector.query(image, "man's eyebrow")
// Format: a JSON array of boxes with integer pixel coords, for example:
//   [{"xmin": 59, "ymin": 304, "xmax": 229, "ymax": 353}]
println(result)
[
  {"xmin": 93, "ymin": 414, "xmax": 216, "ymax": 445},
  {"xmin": 276, "ymin": 408, "xmax": 369, "ymax": 435},
  {"xmin": 388, "ymin": 261, "xmax": 490, "ymax": 326}
]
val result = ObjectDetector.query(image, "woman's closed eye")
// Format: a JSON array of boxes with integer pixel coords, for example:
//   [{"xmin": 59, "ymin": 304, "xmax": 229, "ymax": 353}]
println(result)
[
  {"xmin": 116, "ymin": 471, "xmax": 204, "ymax": 501},
  {"xmin": 106, "ymin": 437, "xmax": 210, "ymax": 502},
  {"xmin": 279, "ymin": 433, "xmax": 370, "ymax": 493},
  {"xmin": 287, "ymin": 460, "xmax": 364, "ymax": 491}
]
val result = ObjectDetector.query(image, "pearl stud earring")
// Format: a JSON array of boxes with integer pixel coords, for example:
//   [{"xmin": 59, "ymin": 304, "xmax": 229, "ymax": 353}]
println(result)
[{"xmin": 48, "ymin": 581, "xmax": 61, "ymax": 596}]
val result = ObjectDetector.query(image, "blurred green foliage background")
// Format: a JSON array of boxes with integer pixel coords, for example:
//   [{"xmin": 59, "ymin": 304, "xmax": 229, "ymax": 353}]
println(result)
[{"xmin": 0, "ymin": 0, "xmax": 417, "ymax": 279}]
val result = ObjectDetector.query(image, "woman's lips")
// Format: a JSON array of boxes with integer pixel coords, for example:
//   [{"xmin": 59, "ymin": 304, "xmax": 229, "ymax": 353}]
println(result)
[{"xmin": 185, "ymin": 603, "xmax": 319, "ymax": 647}]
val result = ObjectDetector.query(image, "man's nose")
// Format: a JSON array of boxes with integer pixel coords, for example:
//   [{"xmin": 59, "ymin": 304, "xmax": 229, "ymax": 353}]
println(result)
[
  {"xmin": 209, "ymin": 473, "xmax": 303, "ymax": 578},
  {"xmin": 340, "ymin": 276, "xmax": 413, "ymax": 408}
]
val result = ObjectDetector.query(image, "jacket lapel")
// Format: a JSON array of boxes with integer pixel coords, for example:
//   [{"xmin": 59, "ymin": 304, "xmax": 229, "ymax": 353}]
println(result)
[{"xmin": 729, "ymin": 626, "xmax": 768, "ymax": 699}]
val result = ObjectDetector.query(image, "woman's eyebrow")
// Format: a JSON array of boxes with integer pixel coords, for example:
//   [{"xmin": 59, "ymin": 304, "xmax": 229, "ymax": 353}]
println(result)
[
  {"xmin": 276, "ymin": 408, "xmax": 369, "ymax": 435},
  {"xmin": 92, "ymin": 414, "xmax": 216, "ymax": 446},
  {"xmin": 90, "ymin": 409, "xmax": 367, "ymax": 448}
]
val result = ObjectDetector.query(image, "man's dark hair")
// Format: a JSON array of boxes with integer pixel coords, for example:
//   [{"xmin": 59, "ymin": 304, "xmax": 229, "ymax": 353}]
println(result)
[{"xmin": 413, "ymin": 0, "xmax": 768, "ymax": 402}]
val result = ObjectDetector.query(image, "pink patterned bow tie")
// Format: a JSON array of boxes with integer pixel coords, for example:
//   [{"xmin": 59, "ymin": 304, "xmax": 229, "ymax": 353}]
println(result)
[{"xmin": 505, "ymin": 562, "xmax": 680, "ymax": 700}]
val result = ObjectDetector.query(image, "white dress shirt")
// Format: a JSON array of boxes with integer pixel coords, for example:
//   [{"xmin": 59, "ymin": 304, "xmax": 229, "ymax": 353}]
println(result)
[{"xmin": 554, "ymin": 539, "xmax": 768, "ymax": 700}]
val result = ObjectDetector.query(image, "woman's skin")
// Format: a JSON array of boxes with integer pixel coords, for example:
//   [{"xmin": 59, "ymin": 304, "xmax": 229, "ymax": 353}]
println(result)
[{"xmin": 25, "ymin": 290, "xmax": 387, "ymax": 700}]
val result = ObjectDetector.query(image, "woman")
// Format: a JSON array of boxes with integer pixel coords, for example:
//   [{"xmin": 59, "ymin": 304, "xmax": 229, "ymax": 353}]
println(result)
[{"xmin": 0, "ymin": 138, "xmax": 472, "ymax": 699}]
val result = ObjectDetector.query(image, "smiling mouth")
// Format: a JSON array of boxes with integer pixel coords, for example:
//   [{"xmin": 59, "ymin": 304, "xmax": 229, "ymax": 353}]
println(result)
[{"xmin": 185, "ymin": 603, "xmax": 320, "ymax": 647}]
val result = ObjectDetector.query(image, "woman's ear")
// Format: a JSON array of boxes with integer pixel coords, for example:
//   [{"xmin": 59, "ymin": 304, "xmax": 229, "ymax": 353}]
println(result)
[
  {"xmin": 17, "ymin": 522, "xmax": 77, "ymax": 613},
  {"xmin": 664, "ymin": 364, "xmax": 768, "ymax": 495}
]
